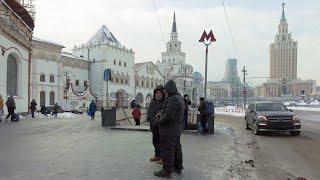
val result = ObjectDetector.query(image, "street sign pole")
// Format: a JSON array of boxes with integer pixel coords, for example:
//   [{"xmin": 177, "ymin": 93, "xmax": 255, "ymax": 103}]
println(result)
[
  {"xmin": 199, "ymin": 30, "xmax": 216, "ymax": 100},
  {"xmin": 106, "ymin": 80, "xmax": 109, "ymax": 108},
  {"xmin": 104, "ymin": 69, "xmax": 111, "ymax": 108},
  {"xmin": 204, "ymin": 44, "xmax": 209, "ymax": 99}
]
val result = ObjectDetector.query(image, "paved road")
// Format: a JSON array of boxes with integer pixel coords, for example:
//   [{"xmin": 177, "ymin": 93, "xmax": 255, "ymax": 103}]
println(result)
[
  {"xmin": 216, "ymin": 111, "xmax": 320, "ymax": 180},
  {"xmin": 0, "ymin": 116, "xmax": 254, "ymax": 180}
]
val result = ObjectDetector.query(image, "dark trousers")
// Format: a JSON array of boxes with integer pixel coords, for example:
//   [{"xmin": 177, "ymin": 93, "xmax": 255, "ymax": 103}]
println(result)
[
  {"xmin": 6, "ymin": 109, "xmax": 14, "ymax": 121},
  {"xmin": 160, "ymin": 135, "xmax": 183, "ymax": 172},
  {"xmin": 91, "ymin": 112, "xmax": 95, "ymax": 120},
  {"xmin": 152, "ymin": 123, "xmax": 160, "ymax": 157},
  {"xmin": 134, "ymin": 118, "xmax": 140, "ymax": 126},
  {"xmin": 31, "ymin": 110, "xmax": 35, "ymax": 118},
  {"xmin": 201, "ymin": 115, "xmax": 208, "ymax": 133},
  {"xmin": 183, "ymin": 111, "xmax": 188, "ymax": 130}
]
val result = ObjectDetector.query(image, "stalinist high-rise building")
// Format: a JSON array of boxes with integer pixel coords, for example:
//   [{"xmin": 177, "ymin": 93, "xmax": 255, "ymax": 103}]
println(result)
[
  {"xmin": 254, "ymin": 3, "xmax": 316, "ymax": 98},
  {"xmin": 270, "ymin": 3, "xmax": 297, "ymax": 81}
]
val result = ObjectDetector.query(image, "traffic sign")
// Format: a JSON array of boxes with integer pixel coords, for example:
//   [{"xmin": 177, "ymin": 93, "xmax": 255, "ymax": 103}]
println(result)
[{"xmin": 103, "ymin": 69, "xmax": 111, "ymax": 81}]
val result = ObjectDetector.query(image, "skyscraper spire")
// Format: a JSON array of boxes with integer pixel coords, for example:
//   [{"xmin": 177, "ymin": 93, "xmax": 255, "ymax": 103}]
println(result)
[
  {"xmin": 172, "ymin": 11, "xmax": 177, "ymax": 33},
  {"xmin": 281, "ymin": 3, "xmax": 286, "ymax": 21}
]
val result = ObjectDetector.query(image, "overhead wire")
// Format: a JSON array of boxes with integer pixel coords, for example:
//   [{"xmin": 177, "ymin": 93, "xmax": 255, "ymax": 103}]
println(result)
[
  {"xmin": 221, "ymin": 0, "xmax": 238, "ymax": 58},
  {"xmin": 152, "ymin": 0, "xmax": 167, "ymax": 45}
]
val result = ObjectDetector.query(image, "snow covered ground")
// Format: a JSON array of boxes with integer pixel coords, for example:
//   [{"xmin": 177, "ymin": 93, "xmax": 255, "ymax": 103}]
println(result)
[{"xmin": 215, "ymin": 106, "xmax": 245, "ymax": 117}]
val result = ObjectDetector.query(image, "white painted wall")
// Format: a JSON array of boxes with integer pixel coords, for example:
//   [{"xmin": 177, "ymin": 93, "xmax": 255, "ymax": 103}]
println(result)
[{"xmin": 0, "ymin": 32, "xmax": 29, "ymax": 113}]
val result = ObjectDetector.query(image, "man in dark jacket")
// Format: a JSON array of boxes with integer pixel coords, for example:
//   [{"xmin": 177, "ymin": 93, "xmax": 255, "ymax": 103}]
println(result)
[
  {"xmin": 198, "ymin": 97, "xmax": 208, "ymax": 134},
  {"xmin": 147, "ymin": 85, "xmax": 165, "ymax": 162},
  {"xmin": 183, "ymin": 94, "xmax": 191, "ymax": 130},
  {"xmin": 154, "ymin": 80, "xmax": 184, "ymax": 178}
]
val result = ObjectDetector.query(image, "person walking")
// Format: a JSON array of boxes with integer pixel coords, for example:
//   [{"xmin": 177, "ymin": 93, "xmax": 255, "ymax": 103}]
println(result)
[
  {"xmin": 154, "ymin": 80, "xmax": 184, "ymax": 178},
  {"xmin": 89, "ymin": 100, "xmax": 97, "ymax": 120},
  {"xmin": 183, "ymin": 94, "xmax": 191, "ymax": 130},
  {"xmin": 147, "ymin": 85, "xmax": 166, "ymax": 163},
  {"xmin": 5, "ymin": 95, "xmax": 16, "ymax": 122},
  {"xmin": 132, "ymin": 104, "xmax": 141, "ymax": 126},
  {"xmin": 198, "ymin": 97, "xmax": 208, "ymax": 134},
  {"xmin": 0, "ymin": 95, "xmax": 4, "ymax": 121},
  {"xmin": 53, "ymin": 103, "xmax": 59, "ymax": 118},
  {"xmin": 30, "ymin": 99, "xmax": 37, "ymax": 118}
]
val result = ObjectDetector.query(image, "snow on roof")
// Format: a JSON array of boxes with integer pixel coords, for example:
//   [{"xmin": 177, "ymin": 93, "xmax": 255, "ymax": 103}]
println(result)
[
  {"xmin": 134, "ymin": 62, "xmax": 147, "ymax": 69},
  {"xmin": 61, "ymin": 52, "xmax": 88, "ymax": 61},
  {"xmin": 87, "ymin": 25, "xmax": 122, "ymax": 46},
  {"xmin": 33, "ymin": 37, "xmax": 65, "ymax": 48}
]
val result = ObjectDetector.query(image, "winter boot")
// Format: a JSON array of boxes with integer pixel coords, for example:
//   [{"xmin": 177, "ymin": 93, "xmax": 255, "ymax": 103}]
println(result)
[
  {"xmin": 154, "ymin": 169, "xmax": 171, "ymax": 178},
  {"xmin": 150, "ymin": 156, "xmax": 161, "ymax": 162}
]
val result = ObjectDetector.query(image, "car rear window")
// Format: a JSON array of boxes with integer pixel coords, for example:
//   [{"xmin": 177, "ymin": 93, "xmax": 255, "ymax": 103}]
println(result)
[{"xmin": 256, "ymin": 103, "xmax": 288, "ymax": 111}]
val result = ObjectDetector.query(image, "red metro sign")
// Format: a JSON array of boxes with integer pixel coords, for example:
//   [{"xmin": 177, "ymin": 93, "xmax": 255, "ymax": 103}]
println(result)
[{"xmin": 199, "ymin": 30, "xmax": 216, "ymax": 43}]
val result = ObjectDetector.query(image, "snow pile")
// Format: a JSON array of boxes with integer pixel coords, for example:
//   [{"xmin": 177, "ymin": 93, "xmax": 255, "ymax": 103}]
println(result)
[
  {"xmin": 215, "ymin": 106, "xmax": 245, "ymax": 117},
  {"xmin": 287, "ymin": 106, "xmax": 320, "ymax": 112},
  {"xmin": 58, "ymin": 112, "xmax": 77, "ymax": 118}
]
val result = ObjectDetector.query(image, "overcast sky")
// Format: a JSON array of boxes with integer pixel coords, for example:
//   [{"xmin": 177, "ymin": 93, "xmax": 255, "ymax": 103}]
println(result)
[{"xmin": 33, "ymin": 0, "xmax": 320, "ymax": 86}]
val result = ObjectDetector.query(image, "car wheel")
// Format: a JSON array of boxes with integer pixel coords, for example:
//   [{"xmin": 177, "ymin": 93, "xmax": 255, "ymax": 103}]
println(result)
[
  {"xmin": 253, "ymin": 122, "xmax": 261, "ymax": 135},
  {"xmin": 290, "ymin": 131, "xmax": 300, "ymax": 136}
]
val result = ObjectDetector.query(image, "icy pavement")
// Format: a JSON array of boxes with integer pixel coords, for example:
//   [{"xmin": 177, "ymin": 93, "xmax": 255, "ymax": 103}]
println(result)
[{"xmin": 0, "ymin": 116, "xmax": 253, "ymax": 180}]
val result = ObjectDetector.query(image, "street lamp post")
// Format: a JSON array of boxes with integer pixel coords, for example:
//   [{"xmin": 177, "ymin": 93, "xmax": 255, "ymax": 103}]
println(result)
[{"xmin": 199, "ymin": 30, "xmax": 216, "ymax": 99}]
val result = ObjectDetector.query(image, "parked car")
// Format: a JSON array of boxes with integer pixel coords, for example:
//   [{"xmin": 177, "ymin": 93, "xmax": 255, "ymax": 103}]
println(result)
[{"xmin": 245, "ymin": 102, "xmax": 301, "ymax": 136}]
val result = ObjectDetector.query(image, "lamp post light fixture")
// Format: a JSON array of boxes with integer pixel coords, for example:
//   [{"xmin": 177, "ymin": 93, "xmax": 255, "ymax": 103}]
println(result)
[{"xmin": 199, "ymin": 30, "xmax": 216, "ymax": 99}]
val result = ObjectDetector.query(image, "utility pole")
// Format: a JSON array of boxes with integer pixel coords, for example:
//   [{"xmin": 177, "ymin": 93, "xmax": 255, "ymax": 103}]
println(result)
[
  {"xmin": 236, "ymin": 82, "xmax": 239, "ymax": 108},
  {"xmin": 242, "ymin": 66, "xmax": 248, "ymax": 109}
]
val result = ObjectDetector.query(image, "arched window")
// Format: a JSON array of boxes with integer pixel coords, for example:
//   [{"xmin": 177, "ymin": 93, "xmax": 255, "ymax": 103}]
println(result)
[
  {"xmin": 40, "ymin": 74, "xmax": 45, "ymax": 82},
  {"xmin": 124, "ymin": 62, "xmax": 127, "ymax": 67},
  {"xmin": 114, "ymin": 60, "xmax": 116, "ymax": 65},
  {"xmin": 125, "ymin": 79, "xmax": 128, "ymax": 84},
  {"xmin": 40, "ymin": 91, "xmax": 46, "ymax": 105},
  {"xmin": 75, "ymin": 80, "xmax": 79, "ymax": 86},
  {"xmin": 6, "ymin": 54, "xmax": 18, "ymax": 96},
  {"xmin": 119, "ymin": 61, "xmax": 122, "ymax": 66},
  {"xmin": 151, "ymin": 82, "xmax": 154, "ymax": 88},
  {"xmin": 135, "ymin": 80, "xmax": 138, "ymax": 86},
  {"xmin": 50, "ymin": 92, "xmax": 55, "ymax": 105},
  {"xmin": 146, "ymin": 81, "xmax": 149, "ymax": 88},
  {"xmin": 120, "ymin": 78, "xmax": 123, "ymax": 84},
  {"xmin": 116, "ymin": 78, "xmax": 118, "ymax": 83},
  {"xmin": 141, "ymin": 80, "xmax": 144, "ymax": 87},
  {"xmin": 49, "ymin": 75, "xmax": 54, "ymax": 83}
]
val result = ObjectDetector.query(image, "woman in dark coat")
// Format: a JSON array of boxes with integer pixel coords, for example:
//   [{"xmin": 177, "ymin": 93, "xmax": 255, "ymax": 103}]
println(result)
[
  {"xmin": 5, "ymin": 95, "xmax": 16, "ymax": 122},
  {"xmin": 30, "ymin": 99, "xmax": 37, "ymax": 118},
  {"xmin": 89, "ymin": 100, "xmax": 97, "ymax": 120},
  {"xmin": 147, "ymin": 85, "xmax": 166, "ymax": 162}
]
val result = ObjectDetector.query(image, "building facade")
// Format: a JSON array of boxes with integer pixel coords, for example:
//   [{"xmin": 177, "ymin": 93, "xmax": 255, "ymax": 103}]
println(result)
[
  {"xmin": 72, "ymin": 25, "xmax": 135, "ymax": 107},
  {"xmin": 156, "ymin": 12, "xmax": 195, "ymax": 96},
  {"xmin": 135, "ymin": 61, "xmax": 165, "ymax": 107},
  {"xmin": 270, "ymin": 3, "xmax": 297, "ymax": 81},
  {"xmin": 0, "ymin": 0, "xmax": 34, "ymax": 113},
  {"xmin": 31, "ymin": 38, "xmax": 96, "ymax": 110},
  {"xmin": 223, "ymin": 58, "xmax": 240, "ymax": 84},
  {"xmin": 255, "ymin": 3, "xmax": 316, "ymax": 98}
]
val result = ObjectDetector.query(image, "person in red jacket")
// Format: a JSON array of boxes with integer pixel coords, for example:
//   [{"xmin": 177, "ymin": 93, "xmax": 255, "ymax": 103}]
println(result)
[{"xmin": 132, "ymin": 104, "xmax": 142, "ymax": 126}]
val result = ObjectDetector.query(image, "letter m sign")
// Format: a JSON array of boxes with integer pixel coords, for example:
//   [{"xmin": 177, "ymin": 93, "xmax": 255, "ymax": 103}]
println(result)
[{"xmin": 199, "ymin": 30, "xmax": 216, "ymax": 43}]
